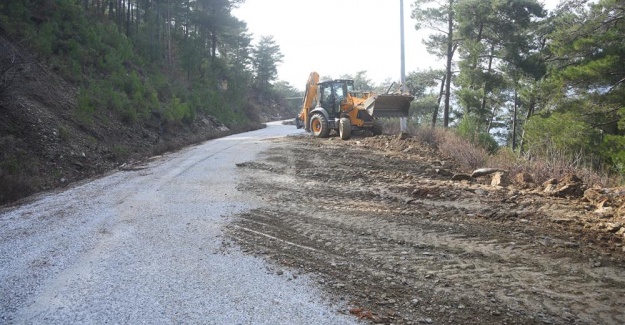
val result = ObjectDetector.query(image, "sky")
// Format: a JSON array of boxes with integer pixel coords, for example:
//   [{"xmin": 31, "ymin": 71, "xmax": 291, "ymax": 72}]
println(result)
[{"xmin": 232, "ymin": 0, "xmax": 561, "ymax": 91}]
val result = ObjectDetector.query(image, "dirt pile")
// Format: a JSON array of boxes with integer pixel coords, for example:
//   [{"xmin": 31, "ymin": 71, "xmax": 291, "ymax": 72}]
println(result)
[{"xmin": 228, "ymin": 133, "xmax": 625, "ymax": 325}]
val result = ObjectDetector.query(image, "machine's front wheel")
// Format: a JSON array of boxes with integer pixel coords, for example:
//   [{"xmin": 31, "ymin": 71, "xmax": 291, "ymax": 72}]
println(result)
[
  {"xmin": 339, "ymin": 117, "xmax": 351, "ymax": 140},
  {"xmin": 310, "ymin": 113, "xmax": 330, "ymax": 138}
]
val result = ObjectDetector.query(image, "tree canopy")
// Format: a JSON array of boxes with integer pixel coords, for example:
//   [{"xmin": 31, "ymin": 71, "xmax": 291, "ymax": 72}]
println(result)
[
  {"xmin": 0, "ymin": 0, "xmax": 286, "ymax": 126},
  {"xmin": 411, "ymin": 0, "xmax": 625, "ymax": 179}
]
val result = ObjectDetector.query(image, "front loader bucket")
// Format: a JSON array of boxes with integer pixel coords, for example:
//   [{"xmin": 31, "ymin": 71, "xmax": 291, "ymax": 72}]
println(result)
[{"xmin": 366, "ymin": 94, "xmax": 414, "ymax": 118}]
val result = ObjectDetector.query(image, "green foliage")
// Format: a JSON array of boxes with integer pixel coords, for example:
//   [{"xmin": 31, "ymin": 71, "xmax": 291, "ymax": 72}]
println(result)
[
  {"xmin": 251, "ymin": 35, "xmax": 283, "ymax": 93},
  {"xmin": 164, "ymin": 97, "xmax": 192, "ymax": 123},
  {"xmin": 410, "ymin": 95, "xmax": 439, "ymax": 126},
  {"xmin": 455, "ymin": 115, "xmax": 499, "ymax": 154},
  {"xmin": 411, "ymin": 0, "xmax": 456, "ymax": 57},
  {"xmin": 77, "ymin": 86, "xmax": 96, "ymax": 123},
  {"xmin": 405, "ymin": 69, "xmax": 443, "ymax": 98},
  {"xmin": 1, "ymin": 0, "xmax": 260, "ymax": 132},
  {"xmin": 58, "ymin": 126, "xmax": 70, "ymax": 142},
  {"xmin": 545, "ymin": 0, "xmax": 625, "ymax": 132},
  {"xmin": 523, "ymin": 112, "xmax": 600, "ymax": 158},
  {"xmin": 112, "ymin": 144, "xmax": 130, "ymax": 161},
  {"xmin": 600, "ymin": 135, "xmax": 625, "ymax": 177}
]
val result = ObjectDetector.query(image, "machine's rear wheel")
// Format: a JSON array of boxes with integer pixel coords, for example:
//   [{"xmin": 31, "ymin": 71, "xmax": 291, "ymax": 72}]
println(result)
[
  {"xmin": 339, "ymin": 117, "xmax": 351, "ymax": 140},
  {"xmin": 310, "ymin": 113, "xmax": 330, "ymax": 138}
]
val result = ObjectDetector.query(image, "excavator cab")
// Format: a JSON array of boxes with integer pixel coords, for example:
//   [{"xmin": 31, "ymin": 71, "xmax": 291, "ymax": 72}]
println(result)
[{"xmin": 318, "ymin": 81, "xmax": 346, "ymax": 119}]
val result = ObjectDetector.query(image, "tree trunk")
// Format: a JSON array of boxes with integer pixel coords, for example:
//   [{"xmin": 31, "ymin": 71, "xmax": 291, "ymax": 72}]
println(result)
[
  {"xmin": 167, "ymin": 0, "xmax": 172, "ymax": 64},
  {"xmin": 108, "ymin": 0, "xmax": 114, "ymax": 20},
  {"xmin": 518, "ymin": 86, "xmax": 536, "ymax": 153},
  {"xmin": 432, "ymin": 74, "xmax": 446, "ymax": 128},
  {"xmin": 126, "ymin": 0, "xmax": 131, "ymax": 36},
  {"xmin": 486, "ymin": 102, "xmax": 496, "ymax": 133},
  {"xmin": 117, "ymin": 0, "xmax": 122, "ymax": 30},
  {"xmin": 211, "ymin": 32, "xmax": 217, "ymax": 61},
  {"xmin": 443, "ymin": 0, "xmax": 454, "ymax": 128},
  {"xmin": 512, "ymin": 88, "xmax": 518, "ymax": 151},
  {"xmin": 185, "ymin": 0, "xmax": 190, "ymax": 41},
  {"xmin": 480, "ymin": 45, "xmax": 495, "ymax": 119},
  {"xmin": 135, "ymin": 0, "xmax": 140, "ymax": 35}
]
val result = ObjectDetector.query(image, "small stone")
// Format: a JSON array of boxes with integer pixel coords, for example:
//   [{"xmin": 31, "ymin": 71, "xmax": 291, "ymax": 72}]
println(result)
[{"xmin": 474, "ymin": 189, "xmax": 487, "ymax": 196}]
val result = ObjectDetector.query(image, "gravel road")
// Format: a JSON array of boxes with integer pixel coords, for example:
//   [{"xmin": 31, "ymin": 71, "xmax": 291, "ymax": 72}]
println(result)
[{"xmin": 0, "ymin": 122, "xmax": 362, "ymax": 325}]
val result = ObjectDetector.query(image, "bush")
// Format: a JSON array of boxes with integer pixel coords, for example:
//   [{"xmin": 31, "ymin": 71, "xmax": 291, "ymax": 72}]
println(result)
[
  {"xmin": 523, "ymin": 112, "xmax": 600, "ymax": 159},
  {"xmin": 413, "ymin": 127, "xmax": 445, "ymax": 148},
  {"xmin": 438, "ymin": 130, "xmax": 488, "ymax": 170},
  {"xmin": 600, "ymin": 134, "xmax": 625, "ymax": 182},
  {"xmin": 164, "ymin": 97, "xmax": 192, "ymax": 123},
  {"xmin": 455, "ymin": 115, "xmax": 499, "ymax": 154}
]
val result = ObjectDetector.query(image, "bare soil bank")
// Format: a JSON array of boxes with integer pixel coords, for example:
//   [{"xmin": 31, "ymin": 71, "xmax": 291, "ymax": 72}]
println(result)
[{"xmin": 228, "ymin": 134, "xmax": 625, "ymax": 325}]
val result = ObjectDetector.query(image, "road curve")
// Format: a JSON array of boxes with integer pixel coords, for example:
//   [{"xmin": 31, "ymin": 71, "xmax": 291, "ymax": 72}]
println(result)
[{"xmin": 0, "ymin": 122, "xmax": 361, "ymax": 324}]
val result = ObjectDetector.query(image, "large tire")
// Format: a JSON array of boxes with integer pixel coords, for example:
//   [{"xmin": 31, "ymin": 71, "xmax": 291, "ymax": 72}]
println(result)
[
  {"xmin": 339, "ymin": 117, "xmax": 351, "ymax": 140},
  {"xmin": 372, "ymin": 120, "xmax": 383, "ymax": 136},
  {"xmin": 310, "ymin": 113, "xmax": 330, "ymax": 138}
]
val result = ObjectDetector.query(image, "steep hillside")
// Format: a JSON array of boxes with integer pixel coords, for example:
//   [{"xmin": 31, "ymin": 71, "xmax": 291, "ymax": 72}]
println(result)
[
  {"xmin": 0, "ymin": 34, "xmax": 239, "ymax": 205},
  {"xmin": 0, "ymin": 34, "xmax": 223, "ymax": 203},
  {"xmin": 0, "ymin": 0, "xmax": 298, "ymax": 205}
]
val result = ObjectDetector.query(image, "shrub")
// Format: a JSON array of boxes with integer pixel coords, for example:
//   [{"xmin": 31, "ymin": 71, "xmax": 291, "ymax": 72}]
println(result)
[
  {"xmin": 164, "ymin": 97, "xmax": 191, "ymax": 123},
  {"xmin": 455, "ymin": 115, "xmax": 499, "ymax": 154},
  {"xmin": 600, "ymin": 134, "xmax": 625, "ymax": 182},
  {"xmin": 413, "ymin": 127, "xmax": 445, "ymax": 148},
  {"xmin": 438, "ymin": 130, "xmax": 488, "ymax": 170},
  {"xmin": 523, "ymin": 112, "xmax": 600, "ymax": 160}
]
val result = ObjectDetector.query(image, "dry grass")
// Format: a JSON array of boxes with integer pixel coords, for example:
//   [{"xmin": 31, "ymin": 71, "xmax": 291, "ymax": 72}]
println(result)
[
  {"xmin": 412, "ymin": 127, "xmax": 487, "ymax": 170},
  {"xmin": 412, "ymin": 127, "xmax": 613, "ymax": 187}
]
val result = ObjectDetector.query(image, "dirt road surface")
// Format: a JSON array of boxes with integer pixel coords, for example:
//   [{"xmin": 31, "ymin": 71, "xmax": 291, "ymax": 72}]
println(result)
[
  {"xmin": 0, "ymin": 122, "xmax": 361, "ymax": 325},
  {"xmin": 229, "ymin": 132, "xmax": 625, "ymax": 325}
]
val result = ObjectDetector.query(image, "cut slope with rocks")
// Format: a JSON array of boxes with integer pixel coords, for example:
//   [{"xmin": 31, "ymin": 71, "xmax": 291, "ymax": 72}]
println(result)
[{"xmin": 0, "ymin": 35, "xmax": 260, "ymax": 206}]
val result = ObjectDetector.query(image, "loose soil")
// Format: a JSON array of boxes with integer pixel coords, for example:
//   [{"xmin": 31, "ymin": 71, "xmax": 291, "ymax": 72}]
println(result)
[{"xmin": 228, "ymin": 133, "xmax": 625, "ymax": 325}]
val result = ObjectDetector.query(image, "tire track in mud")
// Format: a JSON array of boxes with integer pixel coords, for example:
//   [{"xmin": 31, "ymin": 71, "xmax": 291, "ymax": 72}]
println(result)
[{"xmin": 227, "ymin": 136, "xmax": 625, "ymax": 325}]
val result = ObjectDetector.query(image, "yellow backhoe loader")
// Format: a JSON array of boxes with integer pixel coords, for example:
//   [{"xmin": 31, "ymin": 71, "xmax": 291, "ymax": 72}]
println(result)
[{"xmin": 295, "ymin": 71, "xmax": 414, "ymax": 140}]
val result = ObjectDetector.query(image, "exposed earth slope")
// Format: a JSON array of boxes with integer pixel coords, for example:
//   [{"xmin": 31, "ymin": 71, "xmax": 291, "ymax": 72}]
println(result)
[{"xmin": 229, "ymin": 133, "xmax": 625, "ymax": 325}]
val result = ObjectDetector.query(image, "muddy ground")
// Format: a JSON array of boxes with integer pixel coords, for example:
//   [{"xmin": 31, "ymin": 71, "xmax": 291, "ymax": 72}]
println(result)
[{"xmin": 227, "ymin": 133, "xmax": 625, "ymax": 325}]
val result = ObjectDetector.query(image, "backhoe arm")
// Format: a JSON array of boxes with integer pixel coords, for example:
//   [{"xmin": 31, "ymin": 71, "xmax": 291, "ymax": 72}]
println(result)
[{"xmin": 298, "ymin": 72, "xmax": 319, "ymax": 130}]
